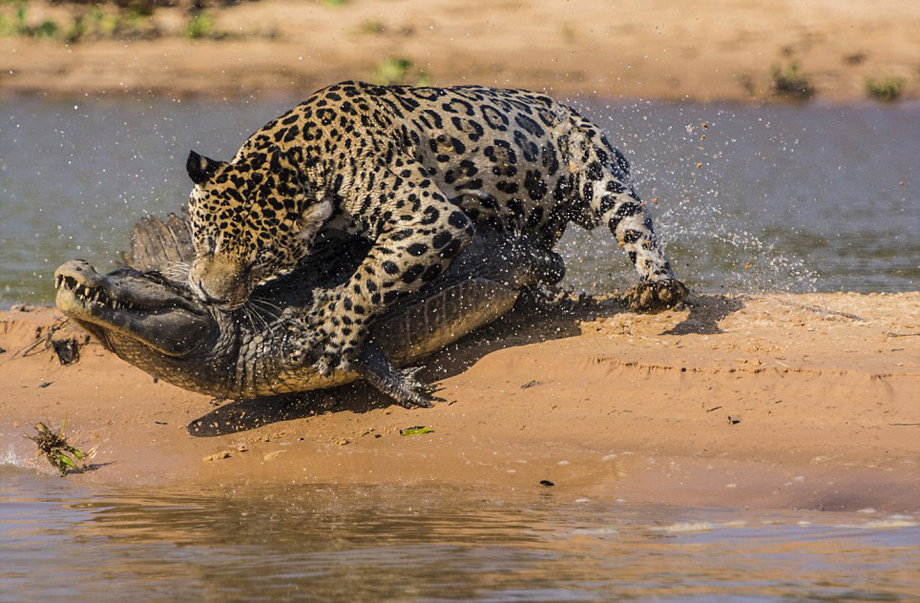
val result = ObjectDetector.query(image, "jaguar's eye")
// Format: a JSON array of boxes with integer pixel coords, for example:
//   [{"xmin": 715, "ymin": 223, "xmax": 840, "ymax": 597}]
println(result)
[
  {"xmin": 249, "ymin": 263, "xmax": 265, "ymax": 281},
  {"xmin": 196, "ymin": 238, "xmax": 216, "ymax": 256}
]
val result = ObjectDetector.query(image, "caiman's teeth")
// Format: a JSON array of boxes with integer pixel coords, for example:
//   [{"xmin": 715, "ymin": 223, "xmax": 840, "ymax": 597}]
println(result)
[{"xmin": 60, "ymin": 276, "xmax": 139, "ymax": 312}]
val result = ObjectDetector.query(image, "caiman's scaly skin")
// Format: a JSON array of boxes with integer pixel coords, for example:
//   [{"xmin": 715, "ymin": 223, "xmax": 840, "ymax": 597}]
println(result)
[{"xmin": 54, "ymin": 214, "xmax": 562, "ymax": 406}]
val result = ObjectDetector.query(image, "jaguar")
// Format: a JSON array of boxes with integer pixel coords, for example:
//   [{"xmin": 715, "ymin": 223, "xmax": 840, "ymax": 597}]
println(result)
[{"xmin": 185, "ymin": 80, "xmax": 687, "ymax": 375}]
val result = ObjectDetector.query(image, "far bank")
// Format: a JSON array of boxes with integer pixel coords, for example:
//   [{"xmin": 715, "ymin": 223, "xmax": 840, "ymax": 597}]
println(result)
[{"xmin": 1, "ymin": 0, "xmax": 918, "ymax": 103}]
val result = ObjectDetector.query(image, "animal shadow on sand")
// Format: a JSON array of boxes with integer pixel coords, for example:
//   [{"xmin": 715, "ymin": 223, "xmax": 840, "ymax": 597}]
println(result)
[{"xmin": 188, "ymin": 292, "xmax": 745, "ymax": 437}]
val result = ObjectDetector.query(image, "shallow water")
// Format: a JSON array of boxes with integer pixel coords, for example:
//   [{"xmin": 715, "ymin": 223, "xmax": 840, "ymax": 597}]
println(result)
[
  {"xmin": 1, "ymin": 465, "xmax": 918, "ymax": 602},
  {"xmin": 1, "ymin": 99, "xmax": 918, "ymax": 307}
]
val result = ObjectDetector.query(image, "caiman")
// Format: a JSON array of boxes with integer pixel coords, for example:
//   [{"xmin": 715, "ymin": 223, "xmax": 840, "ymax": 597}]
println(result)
[{"xmin": 54, "ymin": 214, "xmax": 563, "ymax": 407}]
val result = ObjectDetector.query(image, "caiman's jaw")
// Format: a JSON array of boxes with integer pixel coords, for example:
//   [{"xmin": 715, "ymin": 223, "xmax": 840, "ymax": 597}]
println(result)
[{"xmin": 55, "ymin": 260, "xmax": 216, "ymax": 357}]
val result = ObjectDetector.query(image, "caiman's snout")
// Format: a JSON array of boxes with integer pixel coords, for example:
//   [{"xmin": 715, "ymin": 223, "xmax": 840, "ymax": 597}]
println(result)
[
  {"xmin": 55, "ymin": 260, "xmax": 139, "ymax": 311},
  {"xmin": 55, "ymin": 259, "xmax": 102, "ymax": 293},
  {"xmin": 55, "ymin": 259, "xmax": 215, "ymax": 357}
]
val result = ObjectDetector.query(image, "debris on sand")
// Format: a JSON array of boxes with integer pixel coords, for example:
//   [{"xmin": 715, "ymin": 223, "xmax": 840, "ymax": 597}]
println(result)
[
  {"xmin": 202, "ymin": 451, "xmax": 233, "ymax": 462},
  {"xmin": 25, "ymin": 422, "xmax": 96, "ymax": 476},
  {"xmin": 52, "ymin": 338, "xmax": 81, "ymax": 366},
  {"xmin": 399, "ymin": 426, "xmax": 434, "ymax": 437},
  {"xmin": 263, "ymin": 450, "xmax": 287, "ymax": 461}
]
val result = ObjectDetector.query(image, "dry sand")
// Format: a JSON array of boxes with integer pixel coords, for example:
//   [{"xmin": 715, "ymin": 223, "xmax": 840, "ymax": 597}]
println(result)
[
  {"xmin": 1, "ymin": 0, "xmax": 918, "ymax": 102},
  {"xmin": 2, "ymin": 292, "xmax": 918, "ymax": 513}
]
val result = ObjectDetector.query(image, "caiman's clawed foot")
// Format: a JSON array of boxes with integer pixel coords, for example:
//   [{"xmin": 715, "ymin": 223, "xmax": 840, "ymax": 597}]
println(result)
[
  {"xmin": 354, "ymin": 343, "xmax": 443, "ymax": 409},
  {"xmin": 625, "ymin": 279, "xmax": 689, "ymax": 313}
]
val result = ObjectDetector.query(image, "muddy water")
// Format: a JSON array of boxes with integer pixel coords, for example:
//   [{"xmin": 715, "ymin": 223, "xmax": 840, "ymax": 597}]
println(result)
[
  {"xmin": 1, "ymin": 99, "xmax": 918, "ymax": 307},
  {"xmin": 1, "ymin": 465, "xmax": 918, "ymax": 602}
]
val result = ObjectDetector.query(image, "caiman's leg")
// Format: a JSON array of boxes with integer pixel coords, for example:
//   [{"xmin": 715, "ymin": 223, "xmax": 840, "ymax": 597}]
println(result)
[{"xmin": 353, "ymin": 343, "xmax": 441, "ymax": 409}]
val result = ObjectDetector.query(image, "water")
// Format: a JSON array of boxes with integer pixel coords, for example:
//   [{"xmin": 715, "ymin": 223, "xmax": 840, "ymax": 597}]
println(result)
[
  {"xmin": 2, "ymin": 465, "xmax": 918, "ymax": 602},
  {"xmin": 1, "ymin": 99, "xmax": 918, "ymax": 307}
]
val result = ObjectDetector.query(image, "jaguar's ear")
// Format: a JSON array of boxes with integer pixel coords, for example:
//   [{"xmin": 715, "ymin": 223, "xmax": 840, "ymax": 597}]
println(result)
[{"xmin": 186, "ymin": 150, "xmax": 225, "ymax": 185}]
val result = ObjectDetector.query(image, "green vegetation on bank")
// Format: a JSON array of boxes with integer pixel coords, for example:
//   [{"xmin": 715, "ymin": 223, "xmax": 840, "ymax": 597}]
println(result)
[
  {"xmin": 769, "ymin": 61, "xmax": 815, "ymax": 101},
  {"xmin": 371, "ymin": 56, "xmax": 429, "ymax": 86},
  {"xmin": 185, "ymin": 11, "xmax": 213, "ymax": 39},
  {"xmin": 0, "ymin": 0, "xmax": 238, "ymax": 43},
  {"xmin": 864, "ymin": 75, "xmax": 905, "ymax": 102},
  {"xmin": 0, "ymin": 0, "xmax": 57, "ymax": 38}
]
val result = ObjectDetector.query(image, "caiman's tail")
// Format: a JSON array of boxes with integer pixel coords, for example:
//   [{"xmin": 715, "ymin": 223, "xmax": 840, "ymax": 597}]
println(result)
[{"xmin": 121, "ymin": 212, "xmax": 195, "ymax": 272}]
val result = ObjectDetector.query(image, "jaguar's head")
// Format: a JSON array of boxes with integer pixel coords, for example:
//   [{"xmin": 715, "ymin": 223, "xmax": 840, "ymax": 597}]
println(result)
[{"xmin": 185, "ymin": 148, "xmax": 332, "ymax": 310}]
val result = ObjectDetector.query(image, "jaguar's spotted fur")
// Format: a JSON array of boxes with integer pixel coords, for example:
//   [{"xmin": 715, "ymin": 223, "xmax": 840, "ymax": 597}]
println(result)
[{"xmin": 186, "ymin": 81, "xmax": 686, "ymax": 375}]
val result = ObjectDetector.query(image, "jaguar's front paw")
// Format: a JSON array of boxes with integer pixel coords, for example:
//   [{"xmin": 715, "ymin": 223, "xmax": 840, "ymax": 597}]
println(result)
[
  {"xmin": 625, "ymin": 279, "xmax": 688, "ymax": 312},
  {"xmin": 284, "ymin": 331, "xmax": 357, "ymax": 376},
  {"xmin": 313, "ymin": 314, "xmax": 369, "ymax": 377},
  {"xmin": 312, "ymin": 345, "xmax": 352, "ymax": 377},
  {"xmin": 281, "ymin": 321, "xmax": 320, "ymax": 365},
  {"xmin": 281, "ymin": 307, "xmax": 367, "ymax": 377}
]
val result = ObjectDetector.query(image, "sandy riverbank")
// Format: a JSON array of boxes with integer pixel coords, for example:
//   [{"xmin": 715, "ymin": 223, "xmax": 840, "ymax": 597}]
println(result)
[
  {"xmin": 1, "ymin": 292, "xmax": 917, "ymax": 513},
  {"xmin": 1, "ymin": 0, "xmax": 918, "ymax": 103}
]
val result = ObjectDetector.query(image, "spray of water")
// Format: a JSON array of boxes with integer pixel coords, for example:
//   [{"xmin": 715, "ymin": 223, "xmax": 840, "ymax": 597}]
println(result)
[{"xmin": 558, "ymin": 100, "xmax": 820, "ymax": 295}]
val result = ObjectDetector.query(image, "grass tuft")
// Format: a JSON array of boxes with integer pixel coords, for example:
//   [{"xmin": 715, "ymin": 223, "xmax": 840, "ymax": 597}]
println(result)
[
  {"xmin": 358, "ymin": 18, "xmax": 386, "ymax": 34},
  {"xmin": 770, "ymin": 61, "xmax": 815, "ymax": 101},
  {"xmin": 26, "ymin": 421, "xmax": 95, "ymax": 477},
  {"xmin": 864, "ymin": 75, "xmax": 905, "ymax": 102},
  {"xmin": 186, "ymin": 11, "xmax": 213, "ymax": 40},
  {"xmin": 371, "ymin": 56, "xmax": 429, "ymax": 86}
]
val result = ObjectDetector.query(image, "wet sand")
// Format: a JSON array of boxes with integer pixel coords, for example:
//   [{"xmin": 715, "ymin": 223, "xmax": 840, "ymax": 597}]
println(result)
[
  {"xmin": 2, "ymin": 292, "xmax": 917, "ymax": 513},
  {"xmin": 1, "ymin": 0, "xmax": 918, "ymax": 102}
]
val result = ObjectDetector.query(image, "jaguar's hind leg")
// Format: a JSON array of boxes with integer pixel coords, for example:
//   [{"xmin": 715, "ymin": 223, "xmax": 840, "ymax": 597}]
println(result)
[{"xmin": 576, "ymin": 129, "xmax": 687, "ymax": 311}]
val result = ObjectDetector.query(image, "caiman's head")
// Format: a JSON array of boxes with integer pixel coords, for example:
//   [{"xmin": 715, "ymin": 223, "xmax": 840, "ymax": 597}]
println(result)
[
  {"xmin": 185, "ymin": 149, "xmax": 332, "ymax": 311},
  {"xmin": 54, "ymin": 260, "xmax": 215, "ymax": 357}
]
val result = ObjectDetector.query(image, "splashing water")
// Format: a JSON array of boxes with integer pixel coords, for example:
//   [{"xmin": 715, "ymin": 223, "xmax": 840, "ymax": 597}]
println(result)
[
  {"xmin": 562, "ymin": 100, "xmax": 917, "ymax": 294},
  {"xmin": 1, "ymin": 98, "xmax": 917, "ymax": 307}
]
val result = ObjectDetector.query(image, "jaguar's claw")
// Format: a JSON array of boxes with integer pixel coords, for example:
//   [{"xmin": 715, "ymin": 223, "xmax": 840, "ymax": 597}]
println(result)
[{"xmin": 625, "ymin": 279, "xmax": 689, "ymax": 312}]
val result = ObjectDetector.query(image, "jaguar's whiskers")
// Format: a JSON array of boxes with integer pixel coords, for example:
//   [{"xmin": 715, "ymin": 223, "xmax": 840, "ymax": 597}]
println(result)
[{"xmin": 163, "ymin": 261, "xmax": 191, "ymax": 282}]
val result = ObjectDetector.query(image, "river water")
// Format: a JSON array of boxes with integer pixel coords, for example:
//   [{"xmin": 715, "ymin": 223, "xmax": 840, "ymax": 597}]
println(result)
[
  {"xmin": 1, "ymin": 99, "xmax": 918, "ymax": 307},
  {"xmin": 2, "ymin": 464, "xmax": 918, "ymax": 602}
]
